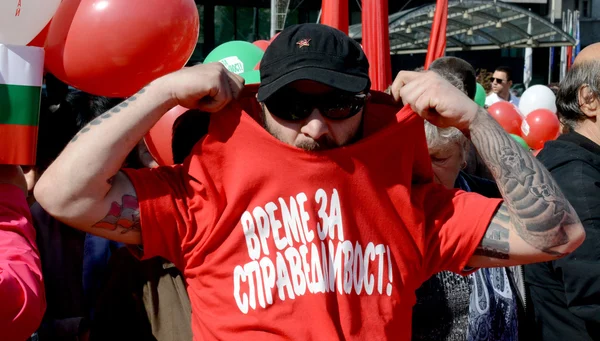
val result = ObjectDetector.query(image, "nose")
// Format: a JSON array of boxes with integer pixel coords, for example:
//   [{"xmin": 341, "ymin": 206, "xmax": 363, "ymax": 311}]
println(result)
[{"xmin": 300, "ymin": 108, "xmax": 329, "ymax": 141}]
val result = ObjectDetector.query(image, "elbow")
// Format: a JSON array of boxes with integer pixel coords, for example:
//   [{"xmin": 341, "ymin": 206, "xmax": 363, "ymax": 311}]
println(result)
[
  {"xmin": 33, "ymin": 174, "xmax": 71, "ymax": 219},
  {"xmin": 33, "ymin": 176, "xmax": 56, "ymax": 214},
  {"xmin": 562, "ymin": 222, "xmax": 586, "ymax": 256}
]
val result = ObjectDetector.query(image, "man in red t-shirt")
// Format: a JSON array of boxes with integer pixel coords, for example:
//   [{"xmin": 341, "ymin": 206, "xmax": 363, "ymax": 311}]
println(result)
[{"xmin": 36, "ymin": 24, "xmax": 584, "ymax": 340}]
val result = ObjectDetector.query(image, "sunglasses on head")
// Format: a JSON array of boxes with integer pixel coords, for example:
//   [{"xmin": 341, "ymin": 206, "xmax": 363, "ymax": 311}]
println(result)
[
  {"xmin": 491, "ymin": 77, "xmax": 507, "ymax": 84},
  {"xmin": 264, "ymin": 89, "xmax": 368, "ymax": 121}
]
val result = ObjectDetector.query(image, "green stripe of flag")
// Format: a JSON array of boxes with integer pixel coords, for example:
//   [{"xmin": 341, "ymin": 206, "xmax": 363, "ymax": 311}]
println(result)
[{"xmin": 0, "ymin": 83, "xmax": 41, "ymax": 126}]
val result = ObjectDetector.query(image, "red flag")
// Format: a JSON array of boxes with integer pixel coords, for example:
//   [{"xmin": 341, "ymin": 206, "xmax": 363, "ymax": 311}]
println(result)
[
  {"xmin": 321, "ymin": 0, "xmax": 349, "ymax": 34},
  {"xmin": 362, "ymin": 0, "xmax": 392, "ymax": 91},
  {"xmin": 425, "ymin": 0, "xmax": 449, "ymax": 69},
  {"xmin": 566, "ymin": 45, "xmax": 573, "ymax": 70}
]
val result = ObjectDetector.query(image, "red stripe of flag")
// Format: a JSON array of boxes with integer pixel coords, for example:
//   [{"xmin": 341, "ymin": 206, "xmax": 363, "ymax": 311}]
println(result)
[
  {"xmin": 425, "ymin": 0, "xmax": 449, "ymax": 69},
  {"xmin": 0, "ymin": 124, "xmax": 38, "ymax": 165}
]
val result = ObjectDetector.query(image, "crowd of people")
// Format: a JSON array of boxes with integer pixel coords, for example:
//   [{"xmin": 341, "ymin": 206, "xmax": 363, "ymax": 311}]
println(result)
[{"xmin": 1, "ymin": 23, "xmax": 598, "ymax": 341}]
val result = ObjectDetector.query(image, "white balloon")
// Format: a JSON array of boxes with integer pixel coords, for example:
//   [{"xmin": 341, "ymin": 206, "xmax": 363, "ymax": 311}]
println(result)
[
  {"xmin": 0, "ymin": 0, "xmax": 62, "ymax": 45},
  {"xmin": 519, "ymin": 85, "xmax": 557, "ymax": 117}
]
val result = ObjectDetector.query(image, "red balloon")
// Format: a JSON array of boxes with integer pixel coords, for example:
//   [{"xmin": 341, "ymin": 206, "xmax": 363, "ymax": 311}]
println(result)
[
  {"xmin": 270, "ymin": 32, "xmax": 281, "ymax": 42},
  {"xmin": 28, "ymin": 21, "xmax": 51, "ymax": 47},
  {"xmin": 253, "ymin": 40, "xmax": 270, "ymax": 51},
  {"xmin": 144, "ymin": 106, "xmax": 189, "ymax": 166},
  {"xmin": 487, "ymin": 101, "xmax": 523, "ymax": 136},
  {"xmin": 522, "ymin": 109, "xmax": 560, "ymax": 150},
  {"xmin": 45, "ymin": 0, "xmax": 199, "ymax": 97}
]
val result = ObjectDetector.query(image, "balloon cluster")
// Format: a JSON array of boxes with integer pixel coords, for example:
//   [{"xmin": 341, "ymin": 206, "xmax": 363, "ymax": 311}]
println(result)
[
  {"xmin": 2, "ymin": 0, "xmax": 200, "ymax": 97},
  {"xmin": 475, "ymin": 84, "xmax": 560, "ymax": 152}
]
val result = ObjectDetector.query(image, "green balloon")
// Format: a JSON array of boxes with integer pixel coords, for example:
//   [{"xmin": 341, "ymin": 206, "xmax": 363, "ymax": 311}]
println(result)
[
  {"xmin": 204, "ymin": 41, "xmax": 264, "ymax": 84},
  {"xmin": 474, "ymin": 83, "xmax": 486, "ymax": 107},
  {"xmin": 510, "ymin": 134, "xmax": 530, "ymax": 150}
]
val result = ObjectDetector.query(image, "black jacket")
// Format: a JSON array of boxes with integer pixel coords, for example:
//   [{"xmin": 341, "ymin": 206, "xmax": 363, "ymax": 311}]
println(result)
[{"xmin": 524, "ymin": 132, "xmax": 600, "ymax": 341}]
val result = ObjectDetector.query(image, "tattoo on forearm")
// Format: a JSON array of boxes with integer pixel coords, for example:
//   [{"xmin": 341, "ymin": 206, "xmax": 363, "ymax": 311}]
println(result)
[
  {"xmin": 470, "ymin": 110, "xmax": 580, "ymax": 257},
  {"xmin": 92, "ymin": 194, "xmax": 140, "ymax": 234},
  {"xmin": 69, "ymin": 86, "xmax": 149, "ymax": 143},
  {"xmin": 475, "ymin": 205, "xmax": 510, "ymax": 259}
]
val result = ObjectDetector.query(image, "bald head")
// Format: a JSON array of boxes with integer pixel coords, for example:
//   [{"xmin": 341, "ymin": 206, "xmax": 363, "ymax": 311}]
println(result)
[{"xmin": 574, "ymin": 42, "xmax": 600, "ymax": 65}]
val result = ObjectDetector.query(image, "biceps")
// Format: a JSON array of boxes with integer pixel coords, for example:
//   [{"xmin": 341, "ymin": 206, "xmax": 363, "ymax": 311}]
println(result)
[
  {"xmin": 58, "ymin": 171, "xmax": 142, "ymax": 244},
  {"xmin": 88, "ymin": 171, "xmax": 142, "ymax": 244}
]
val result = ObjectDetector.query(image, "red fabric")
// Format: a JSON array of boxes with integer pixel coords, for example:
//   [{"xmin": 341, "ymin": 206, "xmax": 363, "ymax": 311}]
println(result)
[
  {"xmin": 566, "ymin": 45, "xmax": 573, "ymax": 70},
  {"xmin": 123, "ymin": 100, "xmax": 501, "ymax": 340},
  {"xmin": 424, "ymin": 0, "xmax": 449, "ymax": 69},
  {"xmin": 321, "ymin": 0, "xmax": 349, "ymax": 34},
  {"xmin": 361, "ymin": 0, "xmax": 392, "ymax": 91},
  {"xmin": 0, "ymin": 184, "xmax": 45, "ymax": 340}
]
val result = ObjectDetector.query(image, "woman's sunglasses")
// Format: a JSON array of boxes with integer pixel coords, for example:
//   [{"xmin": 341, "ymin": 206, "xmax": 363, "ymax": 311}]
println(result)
[{"xmin": 264, "ymin": 89, "xmax": 368, "ymax": 121}]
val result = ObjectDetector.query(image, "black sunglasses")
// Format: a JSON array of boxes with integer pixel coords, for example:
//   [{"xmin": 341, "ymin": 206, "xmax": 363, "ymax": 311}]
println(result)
[
  {"xmin": 491, "ymin": 77, "xmax": 508, "ymax": 84},
  {"xmin": 264, "ymin": 89, "xmax": 367, "ymax": 121}
]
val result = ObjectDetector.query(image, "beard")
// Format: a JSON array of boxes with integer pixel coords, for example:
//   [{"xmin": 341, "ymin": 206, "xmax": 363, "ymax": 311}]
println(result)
[{"xmin": 260, "ymin": 105, "xmax": 363, "ymax": 151}]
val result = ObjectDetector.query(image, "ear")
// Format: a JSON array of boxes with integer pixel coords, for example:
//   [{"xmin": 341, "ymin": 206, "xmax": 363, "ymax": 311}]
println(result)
[{"xmin": 578, "ymin": 85, "xmax": 599, "ymax": 118}]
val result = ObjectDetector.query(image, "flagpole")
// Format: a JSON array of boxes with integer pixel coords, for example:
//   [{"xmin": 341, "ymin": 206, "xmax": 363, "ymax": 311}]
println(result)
[
  {"xmin": 524, "ymin": 13, "xmax": 533, "ymax": 89},
  {"xmin": 559, "ymin": 11, "xmax": 567, "ymax": 81},
  {"xmin": 574, "ymin": 10, "xmax": 580, "ymax": 61},
  {"xmin": 548, "ymin": 0, "xmax": 555, "ymax": 83}
]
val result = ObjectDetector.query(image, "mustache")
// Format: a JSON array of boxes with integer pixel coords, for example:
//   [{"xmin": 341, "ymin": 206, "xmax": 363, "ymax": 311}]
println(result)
[{"xmin": 295, "ymin": 136, "xmax": 338, "ymax": 151}]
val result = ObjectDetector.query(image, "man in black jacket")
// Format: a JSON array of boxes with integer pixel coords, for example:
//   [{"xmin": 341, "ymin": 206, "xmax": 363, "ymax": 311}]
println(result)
[{"xmin": 525, "ymin": 43, "xmax": 600, "ymax": 340}]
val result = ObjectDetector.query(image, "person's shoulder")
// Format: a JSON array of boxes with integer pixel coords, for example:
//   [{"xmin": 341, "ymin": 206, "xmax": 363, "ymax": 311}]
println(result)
[
  {"xmin": 485, "ymin": 93, "xmax": 498, "ymax": 105},
  {"xmin": 538, "ymin": 134, "xmax": 600, "ymax": 172}
]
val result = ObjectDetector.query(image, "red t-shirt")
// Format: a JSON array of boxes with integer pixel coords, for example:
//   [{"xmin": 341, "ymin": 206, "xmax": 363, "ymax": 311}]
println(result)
[{"xmin": 123, "ymin": 99, "xmax": 502, "ymax": 340}]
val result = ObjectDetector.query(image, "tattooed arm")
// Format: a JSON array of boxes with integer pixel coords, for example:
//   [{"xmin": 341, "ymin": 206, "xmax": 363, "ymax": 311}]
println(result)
[
  {"xmin": 466, "ymin": 110, "xmax": 584, "ymax": 267},
  {"xmin": 34, "ymin": 63, "xmax": 245, "ymax": 243},
  {"xmin": 391, "ymin": 71, "xmax": 585, "ymax": 267}
]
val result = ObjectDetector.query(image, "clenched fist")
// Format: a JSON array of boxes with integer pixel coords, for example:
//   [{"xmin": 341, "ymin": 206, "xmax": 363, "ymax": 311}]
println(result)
[
  {"xmin": 159, "ymin": 62, "xmax": 246, "ymax": 113},
  {"xmin": 390, "ymin": 71, "xmax": 481, "ymax": 133}
]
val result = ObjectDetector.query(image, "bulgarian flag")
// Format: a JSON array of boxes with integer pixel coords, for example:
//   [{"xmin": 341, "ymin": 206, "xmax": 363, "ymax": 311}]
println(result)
[{"xmin": 0, "ymin": 44, "xmax": 44, "ymax": 165}]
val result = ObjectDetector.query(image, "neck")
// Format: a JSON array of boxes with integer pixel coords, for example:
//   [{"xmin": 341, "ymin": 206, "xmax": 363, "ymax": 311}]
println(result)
[
  {"xmin": 498, "ymin": 91, "xmax": 510, "ymax": 101},
  {"xmin": 574, "ymin": 120, "xmax": 600, "ymax": 146}
]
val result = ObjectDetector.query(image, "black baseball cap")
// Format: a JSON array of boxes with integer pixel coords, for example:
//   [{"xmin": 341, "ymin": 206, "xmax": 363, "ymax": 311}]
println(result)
[{"xmin": 257, "ymin": 23, "xmax": 370, "ymax": 102}]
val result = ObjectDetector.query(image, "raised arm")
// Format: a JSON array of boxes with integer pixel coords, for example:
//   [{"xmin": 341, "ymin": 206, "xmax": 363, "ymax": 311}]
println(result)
[
  {"xmin": 34, "ymin": 63, "xmax": 245, "ymax": 244},
  {"xmin": 391, "ymin": 71, "xmax": 585, "ymax": 267},
  {"xmin": 466, "ymin": 110, "xmax": 583, "ymax": 266}
]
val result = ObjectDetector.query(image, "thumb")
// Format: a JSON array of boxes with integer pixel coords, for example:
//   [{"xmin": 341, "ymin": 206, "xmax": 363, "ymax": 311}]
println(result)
[{"xmin": 228, "ymin": 73, "xmax": 246, "ymax": 99}]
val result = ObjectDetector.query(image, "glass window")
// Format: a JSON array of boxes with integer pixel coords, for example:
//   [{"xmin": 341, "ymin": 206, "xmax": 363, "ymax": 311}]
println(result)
[
  {"xmin": 236, "ymin": 7, "xmax": 256, "ymax": 41},
  {"xmin": 350, "ymin": 11, "xmax": 361, "ymax": 25},
  {"xmin": 286, "ymin": 8, "xmax": 299, "ymax": 26},
  {"xmin": 258, "ymin": 8, "xmax": 272, "ymax": 40},
  {"xmin": 308, "ymin": 10, "xmax": 319, "ymax": 23},
  {"xmin": 215, "ymin": 6, "xmax": 235, "ymax": 46},
  {"xmin": 582, "ymin": 0, "xmax": 590, "ymax": 17},
  {"xmin": 188, "ymin": 5, "xmax": 204, "ymax": 64}
]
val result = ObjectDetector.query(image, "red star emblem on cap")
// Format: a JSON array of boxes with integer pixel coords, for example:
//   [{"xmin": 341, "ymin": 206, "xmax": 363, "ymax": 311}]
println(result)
[{"xmin": 296, "ymin": 38, "xmax": 311, "ymax": 48}]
